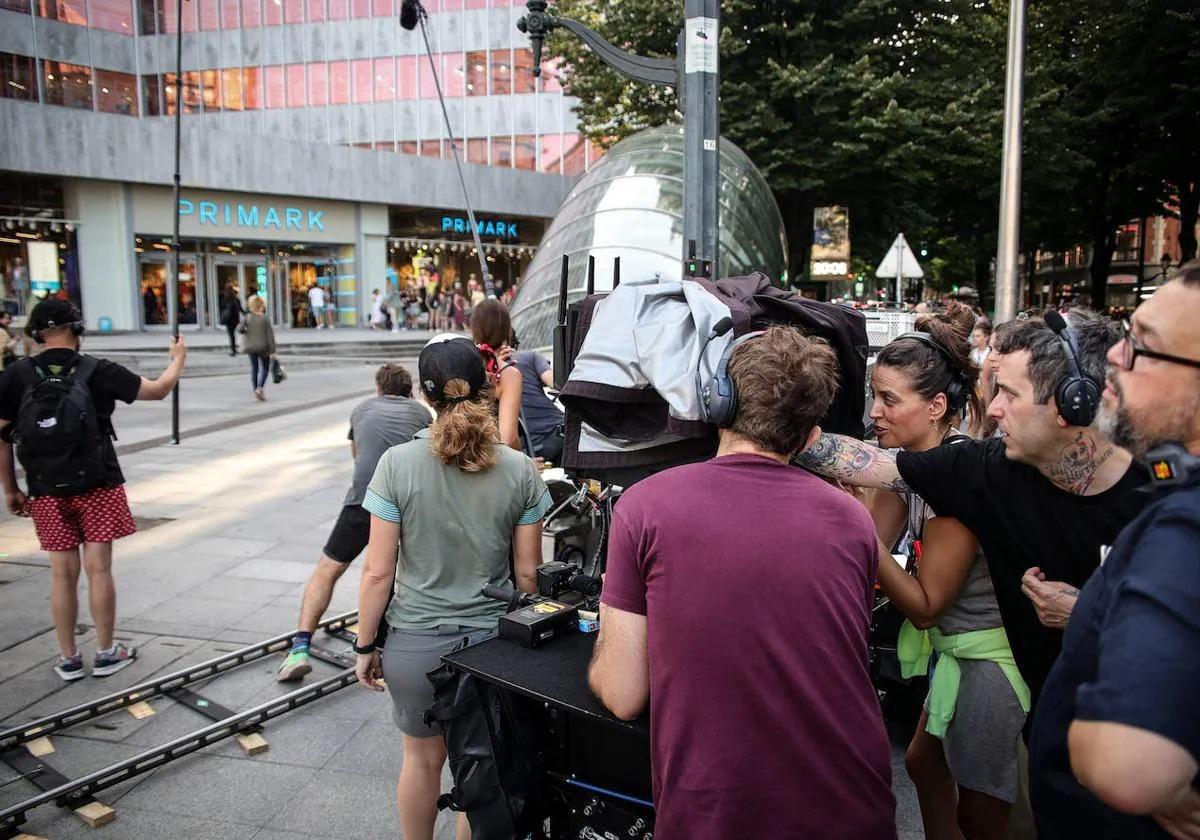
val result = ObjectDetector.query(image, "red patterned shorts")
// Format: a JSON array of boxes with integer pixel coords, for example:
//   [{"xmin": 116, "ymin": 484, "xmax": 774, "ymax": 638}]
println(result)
[{"xmin": 28, "ymin": 485, "xmax": 137, "ymax": 552}]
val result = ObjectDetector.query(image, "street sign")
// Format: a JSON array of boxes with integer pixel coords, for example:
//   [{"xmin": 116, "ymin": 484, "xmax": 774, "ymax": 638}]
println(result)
[{"xmin": 876, "ymin": 233, "xmax": 923, "ymax": 304}]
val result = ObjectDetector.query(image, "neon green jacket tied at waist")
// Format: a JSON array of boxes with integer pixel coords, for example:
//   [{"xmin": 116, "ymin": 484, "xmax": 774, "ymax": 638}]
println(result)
[{"xmin": 898, "ymin": 622, "xmax": 1031, "ymax": 738}]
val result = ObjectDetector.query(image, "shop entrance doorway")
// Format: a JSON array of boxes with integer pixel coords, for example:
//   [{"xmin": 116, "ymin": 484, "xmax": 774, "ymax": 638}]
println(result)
[
  {"xmin": 137, "ymin": 252, "xmax": 202, "ymax": 329},
  {"xmin": 210, "ymin": 257, "xmax": 270, "ymax": 328},
  {"xmin": 283, "ymin": 258, "xmax": 337, "ymax": 328}
]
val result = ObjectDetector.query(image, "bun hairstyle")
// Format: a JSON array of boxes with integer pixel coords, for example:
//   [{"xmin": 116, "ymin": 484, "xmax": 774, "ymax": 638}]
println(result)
[{"xmin": 876, "ymin": 303, "xmax": 984, "ymax": 427}]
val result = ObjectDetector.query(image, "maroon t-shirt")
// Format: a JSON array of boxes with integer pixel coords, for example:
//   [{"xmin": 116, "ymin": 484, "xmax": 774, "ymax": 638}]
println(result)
[{"xmin": 602, "ymin": 454, "xmax": 896, "ymax": 840}]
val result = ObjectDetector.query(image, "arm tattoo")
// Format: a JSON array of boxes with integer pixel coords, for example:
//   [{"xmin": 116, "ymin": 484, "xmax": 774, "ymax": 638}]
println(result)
[{"xmin": 794, "ymin": 433, "xmax": 909, "ymax": 492}]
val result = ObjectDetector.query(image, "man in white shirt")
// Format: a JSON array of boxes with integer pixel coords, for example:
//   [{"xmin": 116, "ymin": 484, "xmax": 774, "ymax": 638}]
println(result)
[{"xmin": 308, "ymin": 284, "xmax": 326, "ymax": 329}]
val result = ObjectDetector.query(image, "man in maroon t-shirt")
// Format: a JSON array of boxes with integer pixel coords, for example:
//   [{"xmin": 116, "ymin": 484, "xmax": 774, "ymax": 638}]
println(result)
[{"xmin": 589, "ymin": 326, "xmax": 896, "ymax": 840}]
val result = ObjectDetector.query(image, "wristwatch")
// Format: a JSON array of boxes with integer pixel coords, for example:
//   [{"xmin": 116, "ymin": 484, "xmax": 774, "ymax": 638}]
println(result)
[{"xmin": 352, "ymin": 640, "xmax": 378, "ymax": 655}]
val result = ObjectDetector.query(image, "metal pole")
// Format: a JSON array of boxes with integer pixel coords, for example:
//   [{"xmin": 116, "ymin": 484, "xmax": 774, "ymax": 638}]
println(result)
[
  {"xmin": 1134, "ymin": 215, "xmax": 1147, "ymax": 307},
  {"xmin": 169, "ymin": 0, "xmax": 185, "ymax": 445},
  {"xmin": 415, "ymin": 4, "xmax": 493, "ymax": 297},
  {"xmin": 681, "ymin": 0, "xmax": 719, "ymax": 275},
  {"xmin": 895, "ymin": 237, "xmax": 902, "ymax": 305},
  {"xmin": 993, "ymin": 0, "xmax": 1025, "ymax": 323}
]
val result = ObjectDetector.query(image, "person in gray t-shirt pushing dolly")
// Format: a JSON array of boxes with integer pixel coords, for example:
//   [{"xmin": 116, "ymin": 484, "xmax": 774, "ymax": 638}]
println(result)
[{"xmin": 277, "ymin": 364, "xmax": 431, "ymax": 681}]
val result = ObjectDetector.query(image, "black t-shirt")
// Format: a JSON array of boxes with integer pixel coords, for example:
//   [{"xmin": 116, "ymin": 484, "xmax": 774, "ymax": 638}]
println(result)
[
  {"xmin": 1028, "ymin": 477, "xmax": 1200, "ymax": 839},
  {"xmin": 896, "ymin": 437, "xmax": 1148, "ymax": 710},
  {"xmin": 0, "ymin": 349, "xmax": 142, "ymax": 490}
]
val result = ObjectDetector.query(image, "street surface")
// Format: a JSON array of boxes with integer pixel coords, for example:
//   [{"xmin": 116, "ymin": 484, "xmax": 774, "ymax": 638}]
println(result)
[{"xmin": 0, "ymin": 371, "xmax": 924, "ymax": 839}]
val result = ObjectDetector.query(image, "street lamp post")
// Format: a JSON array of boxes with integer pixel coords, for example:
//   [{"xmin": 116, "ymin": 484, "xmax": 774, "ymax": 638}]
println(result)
[
  {"xmin": 993, "ymin": 0, "xmax": 1026, "ymax": 323},
  {"xmin": 517, "ymin": 0, "xmax": 721, "ymax": 278}
]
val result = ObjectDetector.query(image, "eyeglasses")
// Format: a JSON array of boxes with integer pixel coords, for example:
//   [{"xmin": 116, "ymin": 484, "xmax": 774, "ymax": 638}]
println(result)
[{"xmin": 1117, "ymin": 320, "xmax": 1200, "ymax": 371}]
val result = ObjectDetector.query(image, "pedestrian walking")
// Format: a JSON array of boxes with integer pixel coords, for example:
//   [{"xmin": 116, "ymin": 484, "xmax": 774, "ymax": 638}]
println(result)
[
  {"xmin": 307, "ymin": 284, "xmax": 325, "ymax": 329},
  {"xmin": 219, "ymin": 285, "xmax": 245, "ymax": 356},
  {"xmin": 323, "ymin": 284, "xmax": 337, "ymax": 329},
  {"xmin": 0, "ymin": 299, "xmax": 186, "ymax": 680},
  {"xmin": 368, "ymin": 289, "xmax": 385, "ymax": 330},
  {"xmin": 385, "ymin": 284, "xmax": 403, "ymax": 333},
  {"xmin": 353, "ymin": 334, "xmax": 549, "ymax": 840},
  {"xmin": 276, "ymin": 363, "xmax": 431, "ymax": 682},
  {"xmin": 239, "ymin": 295, "xmax": 275, "ymax": 401},
  {"xmin": 0, "ymin": 310, "xmax": 19, "ymax": 370}
]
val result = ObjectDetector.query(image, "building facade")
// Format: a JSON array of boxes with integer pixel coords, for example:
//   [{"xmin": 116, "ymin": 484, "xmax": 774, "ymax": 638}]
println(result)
[{"xmin": 0, "ymin": 0, "xmax": 600, "ymax": 330}]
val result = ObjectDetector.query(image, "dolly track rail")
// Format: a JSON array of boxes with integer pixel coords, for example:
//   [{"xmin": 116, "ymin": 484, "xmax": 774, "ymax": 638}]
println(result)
[
  {"xmin": 0, "ymin": 611, "xmax": 358, "ymax": 752},
  {"xmin": 0, "ymin": 669, "xmax": 357, "ymax": 837}
]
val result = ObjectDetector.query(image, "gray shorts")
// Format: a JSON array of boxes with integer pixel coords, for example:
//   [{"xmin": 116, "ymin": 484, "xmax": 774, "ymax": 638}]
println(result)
[{"xmin": 381, "ymin": 625, "xmax": 492, "ymax": 738}]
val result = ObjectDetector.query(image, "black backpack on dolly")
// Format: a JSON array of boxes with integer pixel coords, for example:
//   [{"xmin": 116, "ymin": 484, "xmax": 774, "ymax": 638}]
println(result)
[{"xmin": 13, "ymin": 355, "xmax": 108, "ymax": 497}]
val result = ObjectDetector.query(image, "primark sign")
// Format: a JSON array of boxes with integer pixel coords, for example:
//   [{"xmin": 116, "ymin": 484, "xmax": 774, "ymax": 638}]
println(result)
[{"xmin": 132, "ymin": 187, "xmax": 354, "ymax": 243}]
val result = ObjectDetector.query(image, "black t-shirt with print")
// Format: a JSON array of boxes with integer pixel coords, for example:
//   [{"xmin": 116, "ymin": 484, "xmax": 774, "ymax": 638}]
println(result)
[
  {"xmin": 896, "ymin": 437, "xmax": 1148, "ymax": 712},
  {"xmin": 0, "ymin": 349, "xmax": 142, "ymax": 490}
]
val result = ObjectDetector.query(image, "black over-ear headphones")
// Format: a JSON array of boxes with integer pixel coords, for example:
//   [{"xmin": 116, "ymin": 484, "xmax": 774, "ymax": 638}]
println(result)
[
  {"xmin": 1044, "ymin": 311, "xmax": 1101, "ymax": 427},
  {"xmin": 893, "ymin": 331, "xmax": 971, "ymax": 413},
  {"xmin": 698, "ymin": 319, "xmax": 765, "ymax": 428},
  {"xmin": 31, "ymin": 304, "xmax": 86, "ymax": 343}
]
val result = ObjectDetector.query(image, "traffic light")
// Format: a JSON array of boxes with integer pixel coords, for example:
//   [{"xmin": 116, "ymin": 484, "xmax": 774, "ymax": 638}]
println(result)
[{"xmin": 919, "ymin": 243, "xmax": 929, "ymax": 258}]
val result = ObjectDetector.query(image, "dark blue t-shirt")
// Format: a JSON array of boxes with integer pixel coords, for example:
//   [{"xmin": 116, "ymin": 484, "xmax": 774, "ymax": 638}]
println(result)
[
  {"xmin": 514, "ymin": 350, "xmax": 562, "ymax": 439},
  {"xmin": 1029, "ymin": 477, "xmax": 1200, "ymax": 839}
]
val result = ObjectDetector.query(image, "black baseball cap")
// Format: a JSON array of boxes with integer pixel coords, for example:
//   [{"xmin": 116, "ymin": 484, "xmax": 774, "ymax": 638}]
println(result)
[
  {"xmin": 418, "ymin": 333, "xmax": 486, "ymax": 404},
  {"xmin": 28, "ymin": 299, "xmax": 83, "ymax": 334}
]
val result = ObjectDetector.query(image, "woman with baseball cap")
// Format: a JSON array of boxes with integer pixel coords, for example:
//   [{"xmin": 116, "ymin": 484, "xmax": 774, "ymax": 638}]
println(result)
[{"xmin": 352, "ymin": 333, "xmax": 551, "ymax": 840}]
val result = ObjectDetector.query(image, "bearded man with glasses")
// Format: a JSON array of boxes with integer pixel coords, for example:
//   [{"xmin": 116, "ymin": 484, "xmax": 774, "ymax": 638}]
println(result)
[{"xmin": 1028, "ymin": 259, "xmax": 1200, "ymax": 840}]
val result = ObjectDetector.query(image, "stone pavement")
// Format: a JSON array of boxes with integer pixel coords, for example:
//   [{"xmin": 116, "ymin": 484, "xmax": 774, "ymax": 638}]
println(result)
[{"xmin": 0, "ymin": 393, "xmax": 925, "ymax": 839}]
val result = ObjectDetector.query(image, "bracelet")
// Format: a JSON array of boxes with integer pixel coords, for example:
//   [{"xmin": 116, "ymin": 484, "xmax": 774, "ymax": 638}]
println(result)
[{"xmin": 352, "ymin": 640, "xmax": 378, "ymax": 655}]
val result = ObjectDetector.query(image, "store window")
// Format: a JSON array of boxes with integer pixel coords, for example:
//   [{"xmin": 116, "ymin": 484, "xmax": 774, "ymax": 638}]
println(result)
[
  {"xmin": 443, "ymin": 53, "xmax": 464, "ymax": 97},
  {"xmin": 513, "ymin": 135, "xmax": 536, "ymax": 170},
  {"xmin": 420, "ymin": 140, "xmax": 441, "ymax": 159},
  {"xmin": 284, "ymin": 0, "xmax": 303, "ymax": 22},
  {"xmin": 90, "ymin": 0, "xmax": 133, "ymax": 32},
  {"xmin": 371, "ymin": 0, "xmax": 388, "ymax": 14},
  {"xmin": 329, "ymin": 60, "xmax": 349, "ymax": 104},
  {"xmin": 264, "ymin": 0, "xmax": 282, "ymax": 25},
  {"xmin": 286, "ymin": 64, "xmax": 305, "ymax": 107},
  {"xmin": 418, "ymin": 53, "xmax": 436, "ymax": 99},
  {"xmin": 95, "ymin": 69, "xmax": 138, "ymax": 116},
  {"xmin": 160, "ymin": 0, "xmax": 198, "ymax": 31},
  {"xmin": 490, "ymin": 50, "xmax": 511, "ymax": 94},
  {"xmin": 562, "ymin": 133, "xmax": 585, "ymax": 176},
  {"xmin": 399, "ymin": 141, "xmax": 418, "ymax": 156},
  {"xmin": 242, "ymin": 67, "xmax": 263, "ymax": 109},
  {"xmin": 265, "ymin": 65, "xmax": 285, "ymax": 108},
  {"xmin": 35, "ymin": 0, "xmax": 87, "ymax": 26},
  {"xmin": 241, "ymin": 0, "xmax": 259, "ymax": 26},
  {"xmin": 43, "ymin": 61, "xmax": 93, "ymax": 110},
  {"xmin": 142, "ymin": 73, "xmax": 163, "ymax": 114},
  {"xmin": 220, "ymin": 0, "xmax": 239, "ymax": 27},
  {"xmin": 139, "ymin": 257, "xmax": 199, "ymax": 327},
  {"xmin": 373, "ymin": 57, "xmax": 394, "ymax": 102},
  {"xmin": 0, "ymin": 0, "xmax": 30, "ymax": 11},
  {"xmin": 307, "ymin": 62, "xmax": 328, "ymax": 106},
  {"xmin": 349, "ymin": 0, "xmax": 367, "ymax": 17},
  {"xmin": 163, "ymin": 71, "xmax": 201, "ymax": 114},
  {"xmin": 326, "ymin": 0, "xmax": 345, "ymax": 18},
  {"xmin": 307, "ymin": 0, "xmax": 323, "ymax": 19},
  {"xmin": 0, "ymin": 53, "xmax": 37, "ymax": 103},
  {"xmin": 221, "ymin": 68, "xmax": 243, "ymax": 110},
  {"xmin": 464, "ymin": 50, "xmax": 487, "ymax": 96}
]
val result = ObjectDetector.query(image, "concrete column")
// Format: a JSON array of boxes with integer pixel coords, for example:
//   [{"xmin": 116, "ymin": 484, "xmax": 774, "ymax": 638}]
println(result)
[
  {"xmin": 63, "ymin": 179, "xmax": 138, "ymax": 332},
  {"xmin": 357, "ymin": 203, "xmax": 390, "ymax": 327}
]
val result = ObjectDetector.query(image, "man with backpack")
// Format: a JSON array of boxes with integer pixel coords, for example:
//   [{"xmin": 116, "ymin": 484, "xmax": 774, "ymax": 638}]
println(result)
[{"xmin": 0, "ymin": 299, "xmax": 187, "ymax": 680}]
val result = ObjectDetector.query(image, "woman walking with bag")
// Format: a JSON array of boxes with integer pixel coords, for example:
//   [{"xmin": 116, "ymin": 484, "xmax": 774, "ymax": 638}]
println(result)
[
  {"xmin": 353, "ymin": 334, "xmax": 550, "ymax": 840},
  {"xmin": 239, "ymin": 295, "xmax": 275, "ymax": 401}
]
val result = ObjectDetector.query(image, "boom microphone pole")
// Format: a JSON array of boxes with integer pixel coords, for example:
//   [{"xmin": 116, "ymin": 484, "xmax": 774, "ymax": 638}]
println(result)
[
  {"xmin": 169, "ymin": 0, "xmax": 186, "ymax": 445},
  {"xmin": 400, "ymin": 0, "xmax": 494, "ymax": 297}
]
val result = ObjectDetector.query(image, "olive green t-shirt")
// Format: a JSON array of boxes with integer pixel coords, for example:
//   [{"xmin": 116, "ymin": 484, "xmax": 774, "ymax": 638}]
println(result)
[{"xmin": 362, "ymin": 428, "xmax": 551, "ymax": 630}]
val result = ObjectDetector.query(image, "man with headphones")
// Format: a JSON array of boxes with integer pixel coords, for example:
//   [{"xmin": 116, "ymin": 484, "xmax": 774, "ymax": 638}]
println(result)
[
  {"xmin": 588, "ymin": 326, "xmax": 897, "ymax": 839},
  {"xmin": 1028, "ymin": 260, "xmax": 1200, "ymax": 839},
  {"xmin": 0, "ymin": 299, "xmax": 186, "ymax": 680}
]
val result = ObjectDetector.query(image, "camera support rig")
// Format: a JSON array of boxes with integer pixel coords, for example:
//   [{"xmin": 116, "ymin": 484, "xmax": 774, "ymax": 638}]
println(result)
[{"xmin": 517, "ymin": 0, "xmax": 721, "ymax": 280}]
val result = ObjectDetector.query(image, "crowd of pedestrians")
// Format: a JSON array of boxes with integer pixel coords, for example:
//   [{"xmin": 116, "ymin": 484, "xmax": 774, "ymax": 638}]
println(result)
[{"xmin": 2, "ymin": 262, "xmax": 1198, "ymax": 840}]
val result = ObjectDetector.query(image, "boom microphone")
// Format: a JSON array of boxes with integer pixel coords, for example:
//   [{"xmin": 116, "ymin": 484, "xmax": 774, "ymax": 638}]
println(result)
[{"xmin": 399, "ymin": 0, "xmax": 420, "ymax": 31}]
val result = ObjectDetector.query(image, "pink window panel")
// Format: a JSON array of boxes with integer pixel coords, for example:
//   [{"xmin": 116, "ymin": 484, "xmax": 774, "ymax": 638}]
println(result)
[
  {"xmin": 264, "ymin": 0, "xmax": 282, "ymax": 25},
  {"xmin": 373, "ymin": 57, "xmax": 394, "ymax": 101},
  {"xmin": 418, "ymin": 53, "xmax": 437, "ymax": 98},
  {"xmin": 349, "ymin": 0, "xmax": 368, "ymax": 17},
  {"xmin": 306, "ymin": 0, "xmax": 324, "ymax": 20},
  {"xmin": 286, "ymin": 64, "xmax": 305, "ymax": 107},
  {"xmin": 241, "ymin": 0, "xmax": 260, "ymax": 27},
  {"xmin": 464, "ymin": 51, "xmax": 487, "ymax": 96},
  {"xmin": 490, "ymin": 49, "xmax": 511, "ymax": 94},
  {"xmin": 265, "ymin": 65, "xmax": 285, "ymax": 108},
  {"xmin": 467, "ymin": 138, "xmax": 487, "ymax": 165},
  {"xmin": 219, "ymin": 0, "xmax": 239, "ymax": 28},
  {"xmin": 284, "ymin": 0, "xmax": 303, "ymax": 23},
  {"xmin": 513, "ymin": 134, "xmax": 536, "ymax": 170},
  {"xmin": 329, "ymin": 60, "xmax": 350, "ymax": 104},
  {"xmin": 420, "ymin": 140, "xmax": 441, "ymax": 159},
  {"xmin": 512, "ymin": 49, "xmax": 534, "ymax": 94},
  {"xmin": 326, "ymin": 0, "xmax": 345, "ymax": 18},
  {"xmin": 89, "ymin": 0, "xmax": 133, "ymax": 33},
  {"xmin": 307, "ymin": 62, "xmax": 328, "ymax": 105},
  {"xmin": 539, "ymin": 57, "xmax": 562, "ymax": 93},
  {"xmin": 199, "ymin": 0, "xmax": 219, "ymax": 29},
  {"xmin": 160, "ymin": 0, "xmax": 198, "ymax": 31},
  {"xmin": 371, "ymin": 0, "xmax": 388, "ymax": 15},
  {"xmin": 464, "ymin": 0, "xmax": 484, "ymax": 7},
  {"xmin": 442, "ymin": 53, "xmax": 464, "ymax": 97},
  {"xmin": 491, "ymin": 136, "xmax": 513, "ymax": 167},
  {"xmin": 396, "ymin": 56, "xmax": 417, "ymax": 99},
  {"xmin": 539, "ymin": 133, "xmax": 562, "ymax": 174},
  {"xmin": 351, "ymin": 59, "xmax": 372, "ymax": 103},
  {"xmin": 221, "ymin": 68, "xmax": 243, "ymax": 109},
  {"xmin": 242, "ymin": 67, "xmax": 264, "ymax": 109},
  {"xmin": 562, "ymin": 133, "xmax": 585, "ymax": 176},
  {"xmin": 399, "ymin": 141, "xmax": 418, "ymax": 156}
]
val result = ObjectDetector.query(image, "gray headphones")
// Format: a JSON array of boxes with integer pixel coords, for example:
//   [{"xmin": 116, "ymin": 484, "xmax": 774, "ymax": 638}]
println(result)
[{"xmin": 699, "ymin": 328, "xmax": 765, "ymax": 428}]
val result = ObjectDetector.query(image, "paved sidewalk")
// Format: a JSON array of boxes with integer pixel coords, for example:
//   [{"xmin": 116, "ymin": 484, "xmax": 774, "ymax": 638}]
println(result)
[{"xmin": 0, "ymin": 396, "xmax": 925, "ymax": 839}]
